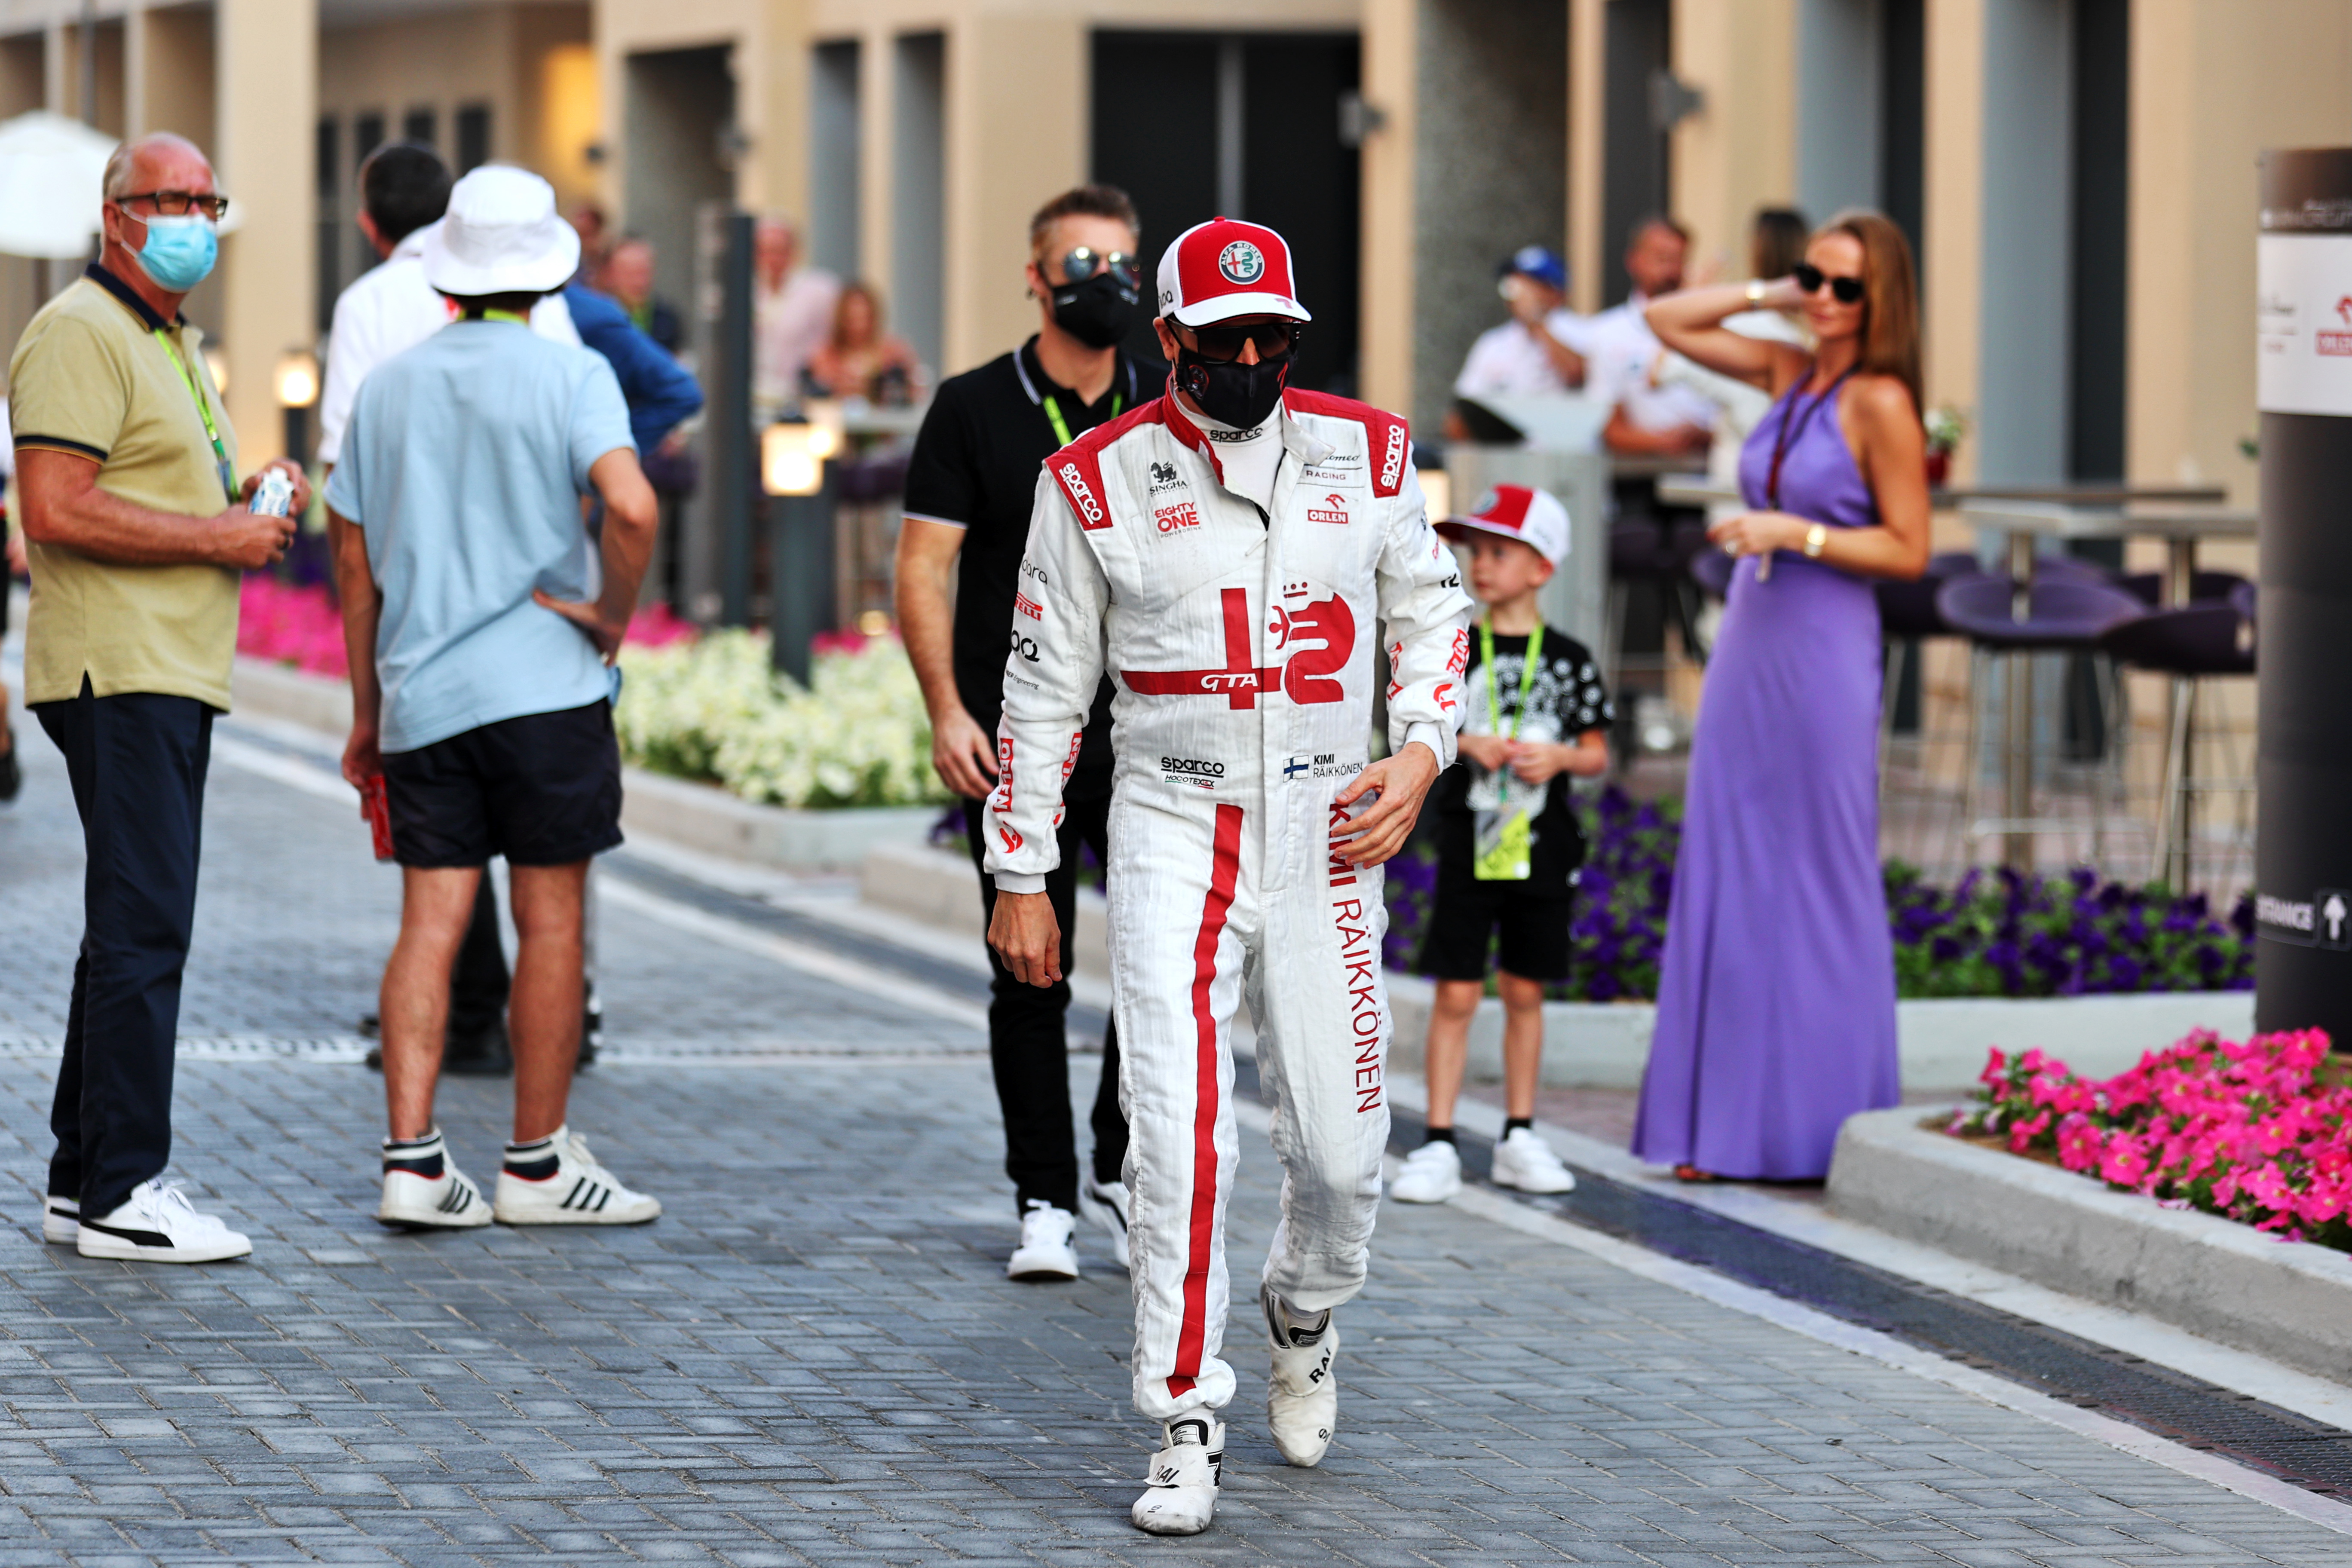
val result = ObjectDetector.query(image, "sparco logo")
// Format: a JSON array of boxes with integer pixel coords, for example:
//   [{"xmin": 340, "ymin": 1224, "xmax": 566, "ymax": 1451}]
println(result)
[
  {"xmin": 1218, "ymin": 240, "xmax": 1266, "ymax": 285},
  {"xmin": 1378, "ymin": 423, "xmax": 1407, "ymax": 492},
  {"xmin": 1148, "ymin": 460, "xmax": 1183, "ymax": 492},
  {"xmin": 1160, "ymin": 756, "xmax": 1225, "ymax": 778},
  {"xmin": 1058, "ymin": 460, "xmax": 1104, "ymax": 524},
  {"xmin": 1155, "ymin": 502, "xmax": 1200, "ymax": 533}
]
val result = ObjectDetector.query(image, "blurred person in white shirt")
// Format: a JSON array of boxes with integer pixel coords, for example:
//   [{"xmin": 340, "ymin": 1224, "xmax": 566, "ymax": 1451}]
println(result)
[
  {"xmin": 1584, "ymin": 217, "xmax": 1717, "ymax": 459},
  {"xmin": 751, "ymin": 215, "xmax": 841, "ymax": 423},
  {"xmin": 1655, "ymin": 208, "xmax": 1812, "ymax": 513},
  {"xmin": 1450, "ymin": 246, "xmax": 1589, "ymax": 417}
]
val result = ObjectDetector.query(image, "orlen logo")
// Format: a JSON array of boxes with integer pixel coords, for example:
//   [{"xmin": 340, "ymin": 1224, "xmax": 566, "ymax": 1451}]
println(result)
[
  {"xmin": 1057, "ymin": 460, "xmax": 1106, "ymax": 527},
  {"xmin": 1014, "ymin": 591, "xmax": 1044, "ymax": 620},
  {"xmin": 1155, "ymin": 502, "xmax": 1201, "ymax": 533},
  {"xmin": 1378, "ymin": 423, "xmax": 1407, "ymax": 492},
  {"xmin": 1306, "ymin": 492, "xmax": 1350, "ymax": 525}
]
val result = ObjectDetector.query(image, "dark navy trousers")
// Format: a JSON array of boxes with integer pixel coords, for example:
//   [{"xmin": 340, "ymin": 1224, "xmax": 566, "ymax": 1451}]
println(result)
[{"xmin": 35, "ymin": 681, "xmax": 212, "ymax": 1219}]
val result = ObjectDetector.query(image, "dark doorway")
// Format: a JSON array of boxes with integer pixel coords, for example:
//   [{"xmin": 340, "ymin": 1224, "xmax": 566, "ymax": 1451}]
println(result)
[
  {"xmin": 2069, "ymin": 0, "xmax": 2129, "ymax": 483},
  {"xmin": 1091, "ymin": 30, "xmax": 1361, "ymax": 394},
  {"xmin": 1601, "ymin": 0, "xmax": 1670, "ymax": 307},
  {"xmin": 1879, "ymin": 0, "xmax": 1925, "ymax": 264},
  {"xmin": 625, "ymin": 46, "xmax": 736, "ymax": 328}
]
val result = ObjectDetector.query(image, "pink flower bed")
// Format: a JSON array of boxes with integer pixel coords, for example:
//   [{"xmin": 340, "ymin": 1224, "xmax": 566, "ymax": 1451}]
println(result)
[
  {"xmin": 1948, "ymin": 1029, "xmax": 2351, "ymax": 1247},
  {"xmin": 237, "ymin": 578, "xmax": 701, "ymax": 678}
]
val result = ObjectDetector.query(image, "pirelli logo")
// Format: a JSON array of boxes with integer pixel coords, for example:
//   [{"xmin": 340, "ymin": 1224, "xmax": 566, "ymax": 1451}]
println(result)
[
  {"xmin": 1059, "ymin": 461, "xmax": 1109, "ymax": 529},
  {"xmin": 1378, "ymin": 423, "xmax": 1407, "ymax": 493}
]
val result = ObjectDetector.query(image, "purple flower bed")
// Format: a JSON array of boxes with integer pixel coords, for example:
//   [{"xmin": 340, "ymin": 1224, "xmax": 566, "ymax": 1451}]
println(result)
[{"xmin": 1382, "ymin": 787, "xmax": 2254, "ymax": 1001}]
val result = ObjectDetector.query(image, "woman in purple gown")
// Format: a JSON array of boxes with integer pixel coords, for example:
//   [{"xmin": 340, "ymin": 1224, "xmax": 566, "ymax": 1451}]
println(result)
[{"xmin": 1632, "ymin": 211, "xmax": 1932, "ymax": 1181}]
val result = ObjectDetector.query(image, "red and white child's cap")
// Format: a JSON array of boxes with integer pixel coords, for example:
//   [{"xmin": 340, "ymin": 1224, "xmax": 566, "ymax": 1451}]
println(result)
[
  {"xmin": 1156, "ymin": 217, "xmax": 1313, "ymax": 327},
  {"xmin": 1436, "ymin": 484, "xmax": 1571, "ymax": 566}
]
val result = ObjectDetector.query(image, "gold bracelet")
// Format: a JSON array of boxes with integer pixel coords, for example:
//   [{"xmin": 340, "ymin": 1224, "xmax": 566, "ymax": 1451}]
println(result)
[
  {"xmin": 1745, "ymin": 279, "xmax": 1766, "ymax": 307},
  {"xmin": 1804, "ymin": 523, "xmax": 1828, "ymax": 558}
]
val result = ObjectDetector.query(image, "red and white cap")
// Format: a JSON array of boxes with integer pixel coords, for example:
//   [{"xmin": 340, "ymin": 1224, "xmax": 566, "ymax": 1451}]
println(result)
[
  {"xmin": 1156, "ymin": 217, "xmax": 1313, "ymax": 327},
  {"xmin": 1436, "ymin": 484, "xmax": 1571, "ymax": 566}
]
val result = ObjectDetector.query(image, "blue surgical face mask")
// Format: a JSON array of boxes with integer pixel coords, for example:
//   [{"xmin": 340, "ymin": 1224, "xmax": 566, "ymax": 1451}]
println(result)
[{"xmin": 127, "ymin": 212, "xmax": 218, "ymax": 291}]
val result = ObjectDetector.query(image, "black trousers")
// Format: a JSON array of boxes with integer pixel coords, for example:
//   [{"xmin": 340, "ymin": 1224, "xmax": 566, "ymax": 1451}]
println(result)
[
  {"xmin": 450, "ymin": 875, "xmax": 510, "ymax": 1040},
  {"xmin": 963, "ymin": 791, "xmax": 1128, "ymax": 1214},
  {"xmin": 35, "ymin": 683, "xmax": 211, "ymax": 1218}
]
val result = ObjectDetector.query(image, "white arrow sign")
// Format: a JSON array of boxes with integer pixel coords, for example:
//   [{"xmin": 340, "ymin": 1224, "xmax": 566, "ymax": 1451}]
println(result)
[{"xmin": 2326, "ymin": 893, "xmax": 2347, "ymax": 944}]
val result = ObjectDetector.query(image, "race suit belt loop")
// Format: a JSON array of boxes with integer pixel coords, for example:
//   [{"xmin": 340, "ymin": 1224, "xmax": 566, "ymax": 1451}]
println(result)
[{"xmin": 153, "ymin": 328, "xmax": 237, "ymax": 506}]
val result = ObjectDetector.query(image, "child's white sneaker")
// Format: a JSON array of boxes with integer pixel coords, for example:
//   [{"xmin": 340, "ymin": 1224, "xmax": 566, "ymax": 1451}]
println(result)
[
  {"xmin": 1388, "ymin": 1139, "xmax": 1462, "ymax": 1203},
  {"xmin": 1491, "ymin": 1127, "xmax": 1577, "ymax": 1194}
]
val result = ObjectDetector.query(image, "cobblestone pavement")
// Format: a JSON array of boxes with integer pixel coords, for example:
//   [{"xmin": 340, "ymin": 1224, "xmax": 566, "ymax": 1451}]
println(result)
[{"xmin": 0, "ymin": 721, "xmax": 2346, "ymax": 1565}]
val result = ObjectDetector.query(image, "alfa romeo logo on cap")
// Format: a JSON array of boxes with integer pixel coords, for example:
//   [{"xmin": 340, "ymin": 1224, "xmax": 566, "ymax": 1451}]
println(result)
[{"xmin": 1218, "ymin": 240, "xmax": 1266, "ymax": 285}]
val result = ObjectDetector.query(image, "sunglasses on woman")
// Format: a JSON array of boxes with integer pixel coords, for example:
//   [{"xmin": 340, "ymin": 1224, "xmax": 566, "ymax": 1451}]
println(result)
[
  {"xmin": 1793, "ymin": 263, "xmax": 1865, "ymax": 305},
  {"xmin": 1057, "ymin": 246, "xmax": 1143, "ymax": 290},
  {"xmin": 1181, "ymin": 319, "xmax": 1302, "ymax": 364}
]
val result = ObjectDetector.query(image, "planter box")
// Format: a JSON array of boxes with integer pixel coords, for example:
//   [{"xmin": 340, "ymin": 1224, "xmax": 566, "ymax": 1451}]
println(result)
[
  {"xmin": 860, "ymin": 842, "xmax": 1111, "ymax": 983},
  {"xmin": 1828, "ymin": 1107, "xmax": 2352, "ymax": 1385},
  {"xmin": 229, "ymin": 655, "xmax": 938, "ymax": 873},
  {"xmin": 1382, "ymin": 985, "xmax": 2252, "ymax": 1094}
]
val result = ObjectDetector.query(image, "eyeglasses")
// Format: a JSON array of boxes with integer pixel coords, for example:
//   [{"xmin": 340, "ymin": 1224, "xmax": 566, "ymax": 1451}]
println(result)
[
  {"xmin": 1057, "ymin": 247, "xmax": 1142, "ymax": 289},
  {"xmin": 1182, "ymin": 319, "xmax": 1302, "ymax": 364},
  {"xmin": 116, "ymin": 190, "xmax": 230, "ymax": 221},
  {"xmin": 1793, "ymin": 262, "xmax": 1865, "ymax": 305}
]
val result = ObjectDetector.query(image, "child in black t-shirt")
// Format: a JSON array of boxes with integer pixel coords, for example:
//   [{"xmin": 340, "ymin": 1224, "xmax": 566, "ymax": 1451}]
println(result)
[{"xmin": 1394, "ymin": 485, "xmax": 1611, "ymax": 1204}]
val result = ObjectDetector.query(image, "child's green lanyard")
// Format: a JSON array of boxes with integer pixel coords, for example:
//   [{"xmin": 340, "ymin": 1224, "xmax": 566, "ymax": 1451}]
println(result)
[
  {"xmin": 153, "ymin": 329, "xmax": 236, "ymax": 506},
  {"xmin": 1472, "ymin": 619, "xmax": 1545, "ymax": 881}
]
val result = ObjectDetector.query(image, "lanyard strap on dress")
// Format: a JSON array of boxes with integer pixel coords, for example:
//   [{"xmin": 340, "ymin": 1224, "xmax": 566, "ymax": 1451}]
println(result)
[
  {"xmin": 153, "ymin": 328, "xmax": 237, "ymax": 506},
  {"xmin": 1042, "ymin": 390, "xmax": 1122, "ymax": 448},
  {"xmin": 1763, "ymin": 365, "xmax": 1856, "ymax": 511},
  {"xmin": 1480, "ymin": 618, "xmax": 1545, "ymax": 743}
]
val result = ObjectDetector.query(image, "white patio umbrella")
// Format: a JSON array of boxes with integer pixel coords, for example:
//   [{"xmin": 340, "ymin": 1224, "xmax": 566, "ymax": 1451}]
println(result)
[{"xmin": 0, "ymin": 110, "xmax": 118, "ymax": 259}]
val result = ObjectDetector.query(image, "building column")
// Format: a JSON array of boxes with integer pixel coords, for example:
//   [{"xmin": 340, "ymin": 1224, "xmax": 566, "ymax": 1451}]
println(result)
[
  {"xmin": 856, "ymin": 24, "xmax": 891, "ymax": 291},
  {"xmin": 1920, "ymin": 0, "xmax": 1983, "ymax": 483},
  {"xmin": 1672, "ymin": 0, "xmax": 1798, "ymax": 276},
  {"xmin": 1565, "ymin": 0, "xmax": 1606, "ymax": 317},
  {"xmin": 1357, "ymin": 0, "xmax": 1415, "ymax": 419},
  {"xmin": 213, "ymin": 0, "xmax": 315, "ymax": 469}
]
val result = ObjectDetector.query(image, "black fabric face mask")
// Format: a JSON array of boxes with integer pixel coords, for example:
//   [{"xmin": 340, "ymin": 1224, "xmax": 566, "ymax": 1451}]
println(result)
[
  {"xmin": 1176, "ymin": 350, "xmax": 1292, "ymax": 429},
  {"xmin": 1050, "ymin": 272, "xmax": 1140, "ymax": 349}
]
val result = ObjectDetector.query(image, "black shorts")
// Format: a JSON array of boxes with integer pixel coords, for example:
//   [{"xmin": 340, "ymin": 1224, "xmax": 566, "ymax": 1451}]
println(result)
[
  {"xmin": 382, "ymin": 700, "xmax": 624, "ymax": 869},
  {"xmin": 1416, "ymin": 845, "xmax": 1576, "ymax": 984}
]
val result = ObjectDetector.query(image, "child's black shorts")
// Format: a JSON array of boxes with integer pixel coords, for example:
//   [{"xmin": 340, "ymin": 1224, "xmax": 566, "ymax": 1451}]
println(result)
[{"xmin": 1416, "ymin": 848, "xmax": 1577, "ymax": 983}]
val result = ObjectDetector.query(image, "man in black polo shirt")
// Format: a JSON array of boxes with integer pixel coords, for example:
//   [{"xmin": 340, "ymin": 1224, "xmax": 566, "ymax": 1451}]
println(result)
[{"xmin": 897, "ymin": 184, "xmax": 1158, "ymax": 1283}]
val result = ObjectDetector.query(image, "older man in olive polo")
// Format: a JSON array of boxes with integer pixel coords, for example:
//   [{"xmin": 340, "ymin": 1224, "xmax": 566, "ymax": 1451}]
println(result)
[{"xmin": 12, "ymin": 132, "xmax": 307, "ymax": 1263}]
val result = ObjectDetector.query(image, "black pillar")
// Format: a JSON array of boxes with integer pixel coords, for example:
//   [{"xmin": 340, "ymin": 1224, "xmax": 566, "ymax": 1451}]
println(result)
[
  {"xmin": 769, "ymin": 467, "xmax": 839, "ymax": 687},
  {"xmin": 2254, "ymin": 148, "xmax": 2352, "ymax": 1041},
  {"xmin": 709, "ymin": 212, "xmax": 756, "ymax": 627}
]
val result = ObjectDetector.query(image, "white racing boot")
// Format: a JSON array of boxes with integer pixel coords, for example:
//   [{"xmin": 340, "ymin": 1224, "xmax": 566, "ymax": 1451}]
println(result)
[
  {"xmin": 1263, "ymin": 1286, "xmax": 1339, "ymax": 1467},
  {"xmin": 1130, "ymin": 1416, "xmax": 1222, "ymax": 1535}
]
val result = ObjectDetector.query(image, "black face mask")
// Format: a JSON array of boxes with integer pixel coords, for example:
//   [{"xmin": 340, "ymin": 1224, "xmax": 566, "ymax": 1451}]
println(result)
[
  {"xmin": 1176, "ymin": 348, "xmax": 1292, "ymax": 429},
  {"xmin": 1049, "ymin": 272, "xmax": 1140, "ymax": 349}
]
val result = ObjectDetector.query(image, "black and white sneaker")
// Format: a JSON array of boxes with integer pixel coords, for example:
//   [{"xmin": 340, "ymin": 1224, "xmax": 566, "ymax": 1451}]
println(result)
[
  {"xmin": 76, "ymin": 1178, "xmax": 252, "ymax": 1263},
  {"xmin": 492, "ymin": 1126, "xmax": 661, "ymax": 1225},
  {"xmin": 376, "ymin": 1130, "xmax": 492, "ymax": 1229},
  {"xmin": 1080, "ymin": 1177, "xmax": 1131, "ymax": 1271},
  {"xmin": 41, "ymin": 1194, "xmax": 77, "ymax": 1245}
]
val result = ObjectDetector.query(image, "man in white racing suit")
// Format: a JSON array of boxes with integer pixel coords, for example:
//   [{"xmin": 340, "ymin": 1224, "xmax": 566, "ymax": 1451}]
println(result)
[{"xmin": 985, "ymin": 217, "xmax": 1473, "ymax": 1536}]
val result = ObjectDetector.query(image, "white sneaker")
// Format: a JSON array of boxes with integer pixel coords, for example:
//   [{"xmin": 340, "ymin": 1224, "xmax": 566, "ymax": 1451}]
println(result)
[
  {"xmin": 376, "ymin": 1130, "xmax": 493, "ymax": 1229},
  {"xmin": 1263, "ymin": 1288, "xmax": 1339, "ymax": 1467},
  {"xmin": 491, "ymin": 1126, "xmax": 662, "ymax": 1225},
  {"xmin": 76, "ymin": 1178, "xmax": 252, "ymax": 1263},
  {"xmin": 1131, "ymin": 1416, "xmax": 1222, "ymax": 1535},
  {"xmin": 1079, "ymin": 1177, "xmax": 1131, "ymax": 1271},
  {"xmin": 41, "ymin": 1194, "xmax": 77, "ymax": 1245},
  {"xmin": 1007, "ymin": 1201, "xmax": 1079, "ymax": 1281},
  {"xmin": 1388, "ymin": 1139, "xmax": 1462, "ymax": 1204},
  {"xmin": 1491, "ymin": 1127, "xmax": 1577, "ymax": 1194}
]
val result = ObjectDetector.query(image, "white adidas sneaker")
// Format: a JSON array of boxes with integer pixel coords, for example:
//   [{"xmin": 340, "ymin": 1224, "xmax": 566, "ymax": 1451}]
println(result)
[
  {"xmin": 1079, "ymin": 1177, "xmax": 1131, "ymax": 1271},
  {"xmin": 1130, "ymin": 1416, "xmax": 1223, "ymax": 1535},
  {"xmin": 41, "ymin": 1194, "xmax": 77, "ymax": 1245},
  {"xmin": 1263, "ymin": 1287, "xmax": 1339, "ymax": 1467},
  {"xmin": 1388, "ymin": 1139, "xmax": 1462, "ymax": 1204},
  {"xmin": 1007, "ymin": 1202, "xmax": 1080, "ymax": 1281},
  {"xmin": 76, "ymin": 1178, "xmax": 252, "ymax": 1263},
  {"xmin": 1490, "ymin": 1127, "xmax": 1577, "ymax": 1194},
  {"xmin": 376, "ymin": 1131, "xmax": 493, "ymax": 1229},
  {"xmin": 491, "ymin": 1127, "xmax": 662, "ymax": 1225}
]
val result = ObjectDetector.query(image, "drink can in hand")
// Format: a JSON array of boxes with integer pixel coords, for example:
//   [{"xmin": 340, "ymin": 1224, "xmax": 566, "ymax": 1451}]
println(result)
[
  {"xmin": 360, "ymin": 775, "xmax": 395, "ymax": 862},
  {"xmin": 251, "ymin": 467, "xmax": 294, "ymax": 518}
]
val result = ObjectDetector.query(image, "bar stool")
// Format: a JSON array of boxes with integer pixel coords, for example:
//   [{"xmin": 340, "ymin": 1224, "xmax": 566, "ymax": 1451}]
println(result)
[
  {"xmin": 2101, "ymin": 592, "xmax": 2257, "ymax": 891},
  {"xmin": 1935, "ymin": 573, "xmax": 2148, "ymax": 869},
  {"xmin": 2119, "ymin": 569, "xmax": 2248, "ymax": 608}
]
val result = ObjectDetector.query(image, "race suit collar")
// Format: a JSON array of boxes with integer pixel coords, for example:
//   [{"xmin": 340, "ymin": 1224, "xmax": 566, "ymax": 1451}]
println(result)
[{"xmin": 1160, "ymin": 384, "xmax": 1333, "ymax": 496}]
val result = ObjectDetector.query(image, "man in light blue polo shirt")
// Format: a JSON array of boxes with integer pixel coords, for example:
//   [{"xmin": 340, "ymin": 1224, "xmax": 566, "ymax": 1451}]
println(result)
[{"xmin": 328, "ymin": 165, "xmax": 664, "ymax": 1233}]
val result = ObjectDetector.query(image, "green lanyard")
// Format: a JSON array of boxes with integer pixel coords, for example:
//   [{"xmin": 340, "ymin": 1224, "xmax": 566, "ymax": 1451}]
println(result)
[
  {"xmin": 153, "ymin": 328, "xmax": 236, "ymax": 505},
  {"xmin": 475, "ymin": 308, "xmax": 530, "ymax": 325},
  {"xmin": 1479, "ymin": 618, "xmax": 1545, "ymax": 742},
  {"xmin": 1042, "ymin": 390, "xmax": 1121, "ymax": 448}
]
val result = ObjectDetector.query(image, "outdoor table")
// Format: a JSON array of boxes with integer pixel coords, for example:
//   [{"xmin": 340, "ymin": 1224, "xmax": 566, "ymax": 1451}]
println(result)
[
  {"xmin": 1960, "ymin": 501, "xmax": 2258, "ymax": 880},
  {"xmin": 1656, "ymin": 475, "xmax": 2226, "ymax": 511}
]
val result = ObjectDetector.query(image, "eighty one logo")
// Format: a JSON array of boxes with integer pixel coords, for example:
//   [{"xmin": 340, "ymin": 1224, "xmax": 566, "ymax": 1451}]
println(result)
[
  {"xmin": 1058, "ymin": 460, "xmax": 1104, "ymax": 525},
  {"xmin": 1378, "ymin": 423, "xmax": 1407, "ymax": 492},
  {"xmin": 1155, "ymin": 502, "xmax": 1201, "ymax": 533},
  {"xmin": 1218, "ymin": 239, "xmax": 1266, "ymax": 285},
  {"xmin": 1306, "ymin": 492, "xmax": 1350, "ymax": 525}
]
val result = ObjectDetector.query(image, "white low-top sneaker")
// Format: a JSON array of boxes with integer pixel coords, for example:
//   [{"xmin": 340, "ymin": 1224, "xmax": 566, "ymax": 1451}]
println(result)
[
  {"xmin": 491, "ymin": 1127, "xmax": 662, "ymax": 1225},
  {"xmin": 1007, "ymin": 1202, "xmax": 1079, "ymax": 1281},
  {"xmin": 1080, "ymin": 1177, "xmax": 1131, "ymax": 1271},
  {"xmin": 1388, "ymin": 1139, "xmax": 1462, "ymax": 1204},
  {"xmin": 1263, "ymin": 1288, "xmax": 1339, "ymax": 1467},
  {"xmin": 1490, "ymin": 1127, "xmax": 1577, "ymax": 1194},
  {"xmin": 376, "ymin": 1131, "xmax": 493, "ymax": 1229},
  {"xmin": 41, "ymin": 1194, "xmax": 77, "ymax": 1245},
  {"xmin": 1130, "ymin": 1416, "xmax": 1222, "ymax": 1535},
  {"xmin": 77, "ymin": 1179, "xmax": 252, "ymax": 1263}
]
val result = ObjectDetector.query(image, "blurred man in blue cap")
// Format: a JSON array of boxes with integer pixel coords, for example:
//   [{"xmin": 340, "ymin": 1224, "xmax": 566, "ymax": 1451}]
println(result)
[{"xmin": 1451, "ymin": 246, "xmax": 1589, "ymax": 416}]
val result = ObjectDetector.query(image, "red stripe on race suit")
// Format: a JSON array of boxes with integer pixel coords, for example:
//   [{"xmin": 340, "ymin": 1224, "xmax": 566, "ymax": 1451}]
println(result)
[{"xmin": 1167, "ymin": 802, "xmax": 1243, "ymax": 1401}]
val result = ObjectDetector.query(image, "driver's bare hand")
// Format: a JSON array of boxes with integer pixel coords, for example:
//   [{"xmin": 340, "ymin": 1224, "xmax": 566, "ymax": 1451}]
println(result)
[
  {"xmin": 931, "ymin": 704, "xmax": 998, "ymax": 799},
  {"xmin": 1330, "ymin": 741, "xmax": 1441, "ymax": 867},
  {"xmin": 988, "ymin": 889, "xmax": 1063, "ymax": 988}
]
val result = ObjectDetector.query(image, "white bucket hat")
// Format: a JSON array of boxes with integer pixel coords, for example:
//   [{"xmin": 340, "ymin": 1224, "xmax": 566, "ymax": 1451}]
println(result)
[{"xmin": 420, "ymin": 165, "xmax": 579, "ymax": 296}]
